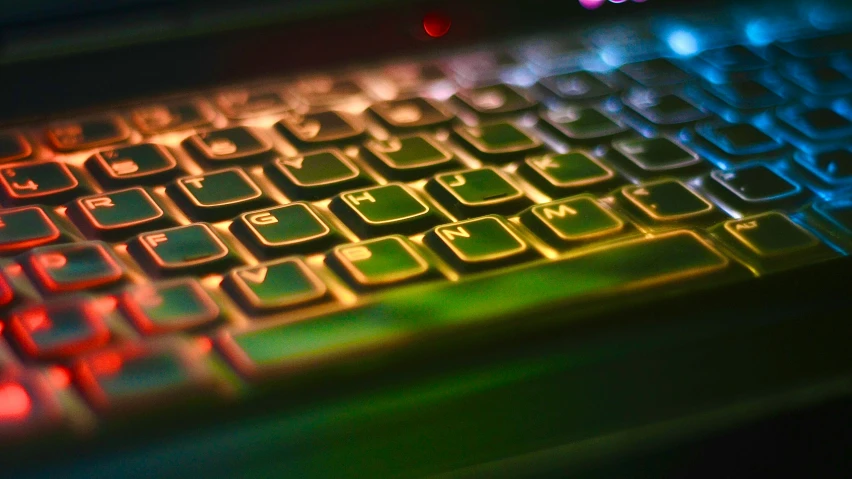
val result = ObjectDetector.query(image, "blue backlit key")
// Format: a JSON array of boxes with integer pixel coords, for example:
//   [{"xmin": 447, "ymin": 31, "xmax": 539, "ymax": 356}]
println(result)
[
  {"xmin": 777, "ymin": 105, "xmax": 852, "ymax": 142},
  {"xmin": 620, "ymin": 59, "xmax": 690, "ymax": 86},
  {"xmin": 704, "ymin": 164, "xmax": 809, "ymax": 214},
  {"xmin": 8, "ymin": 299, "xmax": 110, "ymax": 360},
  {"xmin": 794, "ymin": 149, "xmax": 852, "ymax": 185},
  {"xmin": 130, "ymin": 224, "xmax": 237, "ymax": 277},
  {"xmin": 67, "ymin": 187, "xmax": 173, "ymax": 240},
  {"xmin": 121, "ymin": 280, "xmax": 220, "ymax": 334},
  {"xmin": 24, "ymin": 242, "xmax": 125, "ymax": 294},
  {"xmin": 780, "ymin": 62, "xmax": 852, "ymax": 96},
  {"xmin": 266, "ymin": 149, "xmax": 372, "ymax": 200},
  {"xmin": 86, "ymin": 143, "xmax": 182, "ymax": 188},
  {"xmin": 0, "ymin": 207, "xmax": 62, "ymax": 254},
  {"xmin": 698, "ymin": 45, "xmax": 769, "ymax": 78},
  {"xmin": 703, "ymin": 80, "xmax": 785, "ymax": 111},
  {"xmin": 0, "ymin": 162, "xmax": 85, "ymax": 206},
  {"xmin": 168, "ymin": 168, "xmax": 270, "ymax": 221},
  {"xmin": 46, "ymin": 116, "xmax": 130, "ymax": 152},
  {"xmin": 620, "ymin": 179, "xmax": 723, "ymax": 227},
  {"xmin": 692, "ymin": 121, "xmax": 786, "ymax": 163},
  {"xmin": 224, "ymin": 258, "xmax": 327, "ymax": 312},
  {"xmin": 183, "ymin": 127, "xmax": 275, "ymax": 165}
]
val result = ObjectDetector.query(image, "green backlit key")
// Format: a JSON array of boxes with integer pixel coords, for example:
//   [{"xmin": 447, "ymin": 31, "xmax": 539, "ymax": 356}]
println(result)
[
  {"xmin": 121, "ymin": 279, "xmax": 220, "ymax": 334},
  {"xmin": 231, "ymin": 203, "xmax": 339, "ymax": 257},
  {"xmin": 363, "ymin": 135, "xmax": 456, "ymax": 180},
  {"xmin": 266, "ymin": 149, "xmax": 372, "ymax": 200},
  {"xmin": 519, "ymin": 196, "xmax": 625, "ymax": 247},
  {"xmin": 611, "ymin": 137, "xmax": 703, "ymax": 178},
  {"xmin": 224, "ymin": 258, "xmax": 327, "ymax": 312},
  {"xmin": 130, "ymin": 224, "xmax": 237, "ymax": 277},
  {"xmin": 424, "ymin": 215, "xmax": 536, "ymax": 272},
  {"xmin": 541, "ymin": 107, "xmax": 628, "ymax": 143},
  {"xmin": 168, "ymin": 168, "xmax": 270, "ymax": 221},
  {"xmin": 453, "ymin": 122, "xmax": 544, "ymax": 164},
  {"xmin": 67, "ymin": 187, "xmax": 173, "ymax": 240},
  {"xmin": 220, "ymin": 231, "xmax": 729, "ymax": 378},
  {"xmin": 426, "ymin": 167, "xmax": 532, "ymax": 219},
  {"xmin": 620, "ymin": 180, "xmax": 722, "ymax": 226},
  {"xmin": 330, "ymin": 184, "xmax": 441, "ymax": 238},
  {"xmin": 518, "ymin": 152, "xmax": 619, "ymax": 197},
  {"xmin": 327, "ymin": 236, "xmax": 431, "ymax": 290},
  {"xmin": 0, "ymin": 206, "xmax": 61, "ymax": 254},
  {"xmin": 24, "ymin": 242, "xmax": 125, "ymax": 294}
]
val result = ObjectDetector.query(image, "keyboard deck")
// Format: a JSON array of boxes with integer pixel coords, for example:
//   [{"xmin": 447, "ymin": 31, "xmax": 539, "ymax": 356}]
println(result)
[{"xmin": 1, "ymin": 8, "xmax": 852, "ymax": 451}]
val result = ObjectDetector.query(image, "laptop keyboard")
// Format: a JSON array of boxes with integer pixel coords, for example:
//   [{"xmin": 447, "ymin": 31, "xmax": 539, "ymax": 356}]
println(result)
[{"xmin": 2, "ymin": 14, "xmax": 852, "ymax": 443}]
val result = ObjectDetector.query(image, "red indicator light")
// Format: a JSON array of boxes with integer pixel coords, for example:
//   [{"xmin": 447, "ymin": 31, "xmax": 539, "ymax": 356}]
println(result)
[
  {"xmin": 423, "ymin": 12, "xmax": 451, "ymax": 38},
  {"xmin": 0, "ymin": 382, "xmax": 32, "ymax": 420}
]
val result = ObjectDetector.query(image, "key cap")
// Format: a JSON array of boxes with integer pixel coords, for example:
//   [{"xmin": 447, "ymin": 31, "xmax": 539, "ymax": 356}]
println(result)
[
  {"xmin": 363, "ymin": 135, "xmax": 456, "ymax": 181},
  {"xmin": 780, "ymin": 62, "xmax": 852, "ymax": 96},
  {"xmin": 447, "ymin": 51, "xmax": 521, "ymax": 84},
  {"xmin": 620, "ymin": 59, "xmax": 691, "ymax": 86},
  {"xmin": 623, "ymin": 90, "xmax": 707, "ymax": 126},
  {"xmin": 266, "ymin": 149, "xmax": 372, "ymax": 200},
  {"xmin": 291, "ymin": 76, "xmax": 364, "ymax": 107},
  {"xmin": 216, "ymin": 89, "xmax": 289, "ymax": 119},
  {"xmin": 168, "ymin": 168, "xmax": 270, "ymax": 221},
  {"xmin": 67, "ymin": 187, "xmax": 173, "ymax": 240},
  {"xmin": 327, "ymin": 236, "xmax": 431, "ymax": 290},
  {"xmin": 8, "ymin": 299, "xmax": 110, "ymax": 359},
  {"xmin": 426, "ymin": 167, "xmax": 532, "ymax": 219},
  {"xmin": 541, "ymin": 107, "xmax": 628, "ymax": 143},
  {"xmin": 777, "ymin": 105, "xmax": 852, "ymax": 141},
  {"xmin": 693, "ymin": 121, "xmax": 785, "ymax": 161},
  {"xmin": 382, "ymin": 62, "xmax": 446, "ymax": 92},
  {"xmin": 539, "ymin": 71, "xmax": 617, "ymax": 102},
  {"xmin": 698, "ymin": 45, "xmax": 769, "ymax": 76},
  {"xmin": 219, "ymin": 231, "xmax": 729, "ymax": 379},
  {"xmin": 518, "ymin": 152, "xmax": 620, "ymax": 197},
  {"xmin": 610, "ymin": 137, "xmax": 703, "ymax": 177},
  {"xmin": 453, "ymin": 84, "xmax": 537, "ymax": 118},
  {"xmin": 0, "ymin": 373, "xmax": 62, "ymax": 440},
  {"xmin": 329, "ymin": 184, "xmax": 442, "ymax": 238},
  {"xmin": 369, "ymin": 98, "xmax": 453, "ymax": 131},
  {"xmin": 74, "ymin": 341, "xmax": 216, "ymax": 413},
  {"xmin": 24, "ymin": 242, "xmax": 124, "ymax": 294},
  {"xmin": 275, "ymin": 111, "xmax": 366, "ymax": 148},
  {"xmin": 86, "ymin": 143, "xmax": 182, "ymax": 188},
  {"xmin": 773, "ymin": 32, "xmax": 852, "ymax": 60},
  {"xmin": 183, "ymin": 127, "xmax": 275, "ymax": 165},
  {"xmin": 424, "ymin": 216, "xmax": 536, "ymax": 272},
  {"xmin": 130, "ymin": 224, "xmax": 237, "ymax": 277},
  {"xmin": 0, "ymin": 131, "xmax": 32, "ymax": 163},
  {"xmin": 812, "ymin": 198, "xmax": 852, "ymax": 243},
  {"xmin": 794, "ymin": 149, "xmax": 852, "ymax": 184},
  {"xmin": 519, "ymin": 196, "xmax": 625, "ymax": 247},
  {"xmin": 453, "ymin": 122, "xmax": 544, "ymax": 164},
  {"xmin": 0, "ymin": 271, "xmax": 13, "ymax": 307},
  {"xmin": 230, "ymin": 203, "xmax": 340, "ymax": 257},
  {"xmin": 619, "ymin": 179, "xmax": 722, "ymax": 226},
  {"xmin": 0, "ymin": 207, "xmax": 61, "ymax": 254},
  {"xmin": 703, "ymin": 80, "xmax": 785, "ymax": 111},
  {"xmin": 132, "ymin": 100, "xmax": 214, "ymax": 134},
  {"xmin": 224, "ymin": 258, "xmax": 327, "ymax": 312},
  {"xmin": 0, "ymin": 162, "xmax": 85, "ymax": 206},
  {"xmin": 46, "ymin": 116, "xmax": 130, "ymax": 152},
  {"xmin": 711, "ymin": 212, "xmax": 830, "ymax": 272},
  {"xmin": 704, "ymin": 164, "xmax": 809, "ymax": 214},
  {"xmin": 121, "ymin": 280, "xmax": 219, "ymax": 334}
]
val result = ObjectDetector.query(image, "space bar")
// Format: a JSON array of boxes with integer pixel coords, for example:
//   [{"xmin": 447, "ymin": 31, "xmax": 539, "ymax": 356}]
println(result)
[{"xmin": 220, "ymin": 231, "xmax": 731, "ymax": 377}]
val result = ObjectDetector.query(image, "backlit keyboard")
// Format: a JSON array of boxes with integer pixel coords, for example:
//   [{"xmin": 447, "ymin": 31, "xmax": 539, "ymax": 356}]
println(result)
[{"xmin": 2, "ymin": 13, "xmax": 852, "ymax": 449}]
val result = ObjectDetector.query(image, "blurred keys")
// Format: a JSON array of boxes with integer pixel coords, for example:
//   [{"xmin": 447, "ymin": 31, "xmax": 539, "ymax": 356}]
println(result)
[
  {"xmin": 121, "ymin": 280, "xmax": 219, "ymax": 334},
  {"xmin": 8, "ymin": 299, "xmax": 110, "ymax": 360},
  {"xmin": 46, "ymin": 116, "xmax": 130, "ymax": 152},
  {"xmin": 779, "ymin": 62, "xmax": 852, "ymax": 96},
  {"xmin": 623, "ymin": 90, "xmax": 707, "ymax": 126},
  {"xmin": 216, "ymin": 89, "xmax": 288, "ymax": 119},
  {"xmin": 275, "ymin": 111, "xmax": 365, "ymax": 148},
  {"xmin": 327, "ymin": 236, "xmax": 431, "ymax": 290},
  {"xmin": 619, "ymin": 180, "xmax": 722, "ymax": 226},
  {"xmin": 132, "ymin": 100, "xmax": 214, "ymax": 134},
  {"xmin": 704, "ymin": 164, "xmax": 809, "ymax": 214},
  {"xmin": 86, "ymin": 144, "xmax": 181, "ymax": 188},
  {"xmin": 453, "ymin": 122, "xmax": 543, "ymax": 164},
  {"xmin": 369, "ymin": 98, "xmax": 452, "ymax": 131},
  {"xmin": 697, "ymin": 45, "xmax": 769, "ymax": 80},
  {"xmin": 169, "ymin": 168, "xmax": 270, "ymax": 221},
  {"xmin": 0, "ymin": 373, "xmax": 61, "ymax": 440},
  {"xmin": 425, "ymin": 216, "xmax": 536, "ymax": 272},
  {"xmin": 330, "ymin": 184, "xmax": 442, "ymax": 238},
  {"xmin": 795, "ymin": 148, "xmax": 852, "ymax": 184},
  {"xmin": 518, "ymin": 152, "xmax": 619, "ymax": 197},
  {"xmin": 519, "ymin": 196, "xmax": 624, "ymax": 247},
  {"xmin": 183, "ymin": 127, "xmax": 275, "ymax": 165},
  {"xmin": 773, "ymin": 32, "xmax": 852, "ymax": 59},
  {"xmin": 130, "ymin": 224, "xmax": 237, "ymax": 277},
  {"xmin": 0, "ymin": 271, "xmax": 13, "ymax": 307},
  {"xmin": 426, "ymin": 167, "xmax": 532, "ymax": 218},
  {"xmin": 0, "ymin": 131, "xmax": 32, "ymax": 163},
  {"xmin": 224, "ymin": 258, "xmax": 327, "ymax": 312},
  {"xmin": 777, "ymin": 105, "xmax": 852, "ymax": 142},
  {"xmin": 620, "ymin": 59, "xmax": 691, "ymax": 86},
  {"xmin": 363, "ymin": 135, "xmax": 456, "ymax": 180},
  {"xmin": 541, "ymin": 107, "xmax": 628, "ymax": 143},
  {"xmin": 539, "ymin": 71, "xmax": 617, "ymax": 102},
  {"xmin": 0, "ymin": 162, "xmax": 85, "ymax": 206},
  {"xmin": 231, "ymin": 203, "xmax": 339, "ymax": 257},
  {"xmin": 453, "ymin": 84, "xmax": 537, "ymax": 118},
  {"xmin": 610, "ymin": 137, "xmax": 704, "ymax": 177},
  {"xmin": 24, "ymin": 242, "xmax": 124, "ymax": 294},
  {"xmin": 266, "ymin": 150, "xmax": 372, "ymax": 200},
  {"xmin": 68, "ymin": 187, "xmax": 172, "ymax": 240},
  {"xmin": 0, "ymin": 207, "xmax": 61, "ymax": 253}
]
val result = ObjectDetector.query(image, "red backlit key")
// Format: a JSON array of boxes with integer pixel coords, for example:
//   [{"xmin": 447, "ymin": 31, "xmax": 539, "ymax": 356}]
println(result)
[
  {"xmin": 0, "ymin": 270, "xmax": 14, "ymax": 308},
  {"xmin": 25, "ymin": 242, "xmax": 125, "ymax": 294},
  {"xmin": 8, "ymin": 299, "xmax": 111, "ymax": 360},
  {"xmin": 0, "ymin": 131, "xmax": 32, "ymax": 164},
  {"xmin": 0, "ymin": 373, "xmax": 62, "ymax": 441},
  {"xmin": 120, "ymin": 279, "xmax": 220, "ymax": 334},
  {"xmin": 46, "ymin": 116, "xmax": 131, "ymax": 152},
  {"xmin": 0, "ymin": 206, "xmax": 62, "ymax": 253},
  {"xmin": 0, "ymin": 162, "xmax": 84, "ymax": 206}
]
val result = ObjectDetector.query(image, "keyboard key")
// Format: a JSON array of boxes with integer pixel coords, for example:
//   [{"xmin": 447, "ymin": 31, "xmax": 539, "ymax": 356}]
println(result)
[
  {"xmin": 620, "ymin": 59, "xmax": 691, "ymax": 86},
  {"xmin": 0, "ymin": 131, "xmax": 32, "ymax": 163},
  {"xmin": 453, "ymin": 122, "xmax": 544, "ymax": 164},
  {"xmin": 777, "ymin": 105, "xmax": 852, "ymax": 141},
  {"xmin": 291, "ymin": 76, "xmax": 364, "ymax": 107},
  {"xmin": 0, "ymin": 207, "xmax": 61, "ymax": 253},
  {"xmin": 0, "ymin": 373, "xmax": 62, "ymax": 439},
  {"xmin": 224, "ymin": 258, "xmax": 327, "ymax": 312},
  {"xmin": 275, "ymin": 111, "xmax": 366, "ymax": 148},
  {"xmin": 67, "ymin": 187, "xmax": 172, "ymax": 240},
  {"xmin": 620, "ymin": 180, "xmax": 722, "ymax": 226},
  {"xmin": 780, "ymin": 62, "xmax": 852, "ymax": 96},
  {"xmin": 426, "ymin": 167, "xmax": 532, "ymax": 219},
  {"xmin": 0, "ymin": 162, "xmax": 84, "ymax": 206},
  {"xmin": 382, "ymin": 62, "xmax": 446, "ymax": 91},
  {"xmin": 453, "ymin": 84, "xmax": 537, "ymax": 118},
  {"xmin": 794, "ymin": 149, "xmax": 852, "ymax": 184},
  {"xmin": 539, "ymin": 71, "xmax": 616, "ymax": 101},
  {"xmin": 447, "ymin": 51, "xmax": 521, "ymax": 84},
  {"xmin": 773, "ymin": 32, "xmax": 852, "ymax": 60},
  {"xmin": 611, "ymin": 137, "xmax": 703, "ymax": 177},
  {"xmin": 24, "ymin": 242, "xmax": 124, "ymax": 294},
  {"xmin": 699, "ymin": 45, "xmax": 769, "ymax": 75},
  {"xmin": 703, "ymin": 80, "xmax": 785, "ymax": 111},
  {"xmin": 705, "ymin": 164, "xmax": 809, "ymax": 213},
  {"xmin": 519, "ymin": 196, "xmax": 624, "ymax": 247},
  {"xmin": 216, "ymin": 89, "xmax": 289, "ymax": 119},
  {"xmin": 230, "ymin": 203, "xmax": 339, "ymax": 257},
  {"xmin": 812, "ymin": 198, "xmax": 852, "ymax": 241},
  {"xmin": 518, "ymin": 152, "xmax": 619, "ymax": 197},
  {"xmin": 329, "ymin": 184, "xmax": 442, "ymax": 238},
  {"xmin": 0, "ymin": 271, "xmax": 13, "ymax": 307},
  {"xmin": 363, "ymin": 135, "xmax": 456, "ymax": 180},
  {"xmin": 74, "ymin": 341, "xmax": 217, "ymax": 413},
  {"xmin": 369, "ymin": 98, "xmax": 452, "ymax": 131},
  {"xmin": 86, "ymin": 144, "xmax": 181, "ymax": 188},
  {"xmin": 693, "ymin": 122, "xmax": 785, "ymax": 161},
  {"xmin": 266, "ymin": 149, "xmax": 372, "ymax": 200},
  {"xmin": 541, "ymin": 107, "xmax": 628, "ymax": 143},
  {"xmin": 327, "ymin": 236, "xmax": 431, "ymax": 290},
  {"xmin": 219, "ymin": 231, "xmax": 728, "ymax": 379},
  {"xmin": 130, "ymin": 224, "xmax": 237, "ymax": 277},
  {"xmin": 8, "ymin": 299, "xmax": 110, "ymax": 359},
  {"xmin": 121, "ymin": 280, "xmax": 219, "ymax": 334},
  {"xmin": 623, "ymin": 90, "xmax": 707, "ymax": 125},
  {"xmin": 46, "ymin": 116, "xmax": 130, "ymax": 152},
  {"xmin": 424, "ymin": 216, "xmax": 536, "ymax": 272},
  {"xmin": 183, "ymin": 127, "xmax": 275, "ymax": 165},
  {"xmin": 168, "ymin": 168, "xmax": 270, "ymax": 221},
  {"xmin": 131, "ymin": 100, "xmax": 214, "ymax": 134}
]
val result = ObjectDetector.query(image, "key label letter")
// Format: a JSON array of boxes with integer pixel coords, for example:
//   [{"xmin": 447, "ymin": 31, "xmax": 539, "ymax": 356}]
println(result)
[
  {"xmin": 447, "ymin": 175, "xmax": 466, "ymax": 188},
  {"xmin": 735, "ymin": 220, "xmax": 758, "ymax": 231},
  {"xmin": 84, "ymin": 197, "xmax": 114, "ymax": 210},
  {"xmin": 145, "ymin": 233, "xmax": 169, "ymax": 248},
  {"xmin": 441, "ymin": 226, "xmax": 470, "ymax": 241},
  {"xmin": 39, "ymin": 253, "xmax": 67, "ymax": 269},
  {"xmin": 248, "ymin": 212, "xmax": 278, "ymax": 226},
  {"xmin": 542, "ymin": 204, "xmax": 578, "ymax": 219},
  {"xmin": 533, "ymin": 158, "xmax": 560, "ymax": 171},
  {"xmin": 347, "ymin": 192, "xmax": 376, "ymax": 205},
  {"xmin": 183, "ymin": 177, "xmax": 205, "ymax": 189}
]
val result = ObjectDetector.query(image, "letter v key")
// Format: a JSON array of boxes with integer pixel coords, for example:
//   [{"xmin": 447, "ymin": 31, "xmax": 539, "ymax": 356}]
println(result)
[{"xmin": 240, "ymin": 266, "xmax": 268, "ymax": 284}]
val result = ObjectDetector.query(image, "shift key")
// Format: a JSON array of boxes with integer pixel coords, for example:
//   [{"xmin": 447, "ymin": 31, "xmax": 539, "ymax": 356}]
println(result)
[{"xmin": 220, "ymin": 230, "xmax": 731, "ymax": 378}]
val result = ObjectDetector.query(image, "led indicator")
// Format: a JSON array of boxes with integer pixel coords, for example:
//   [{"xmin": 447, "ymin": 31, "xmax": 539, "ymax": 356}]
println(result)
[{"xmin": 423, "ymin": 12, "xmax": 451, "ymax": 38}]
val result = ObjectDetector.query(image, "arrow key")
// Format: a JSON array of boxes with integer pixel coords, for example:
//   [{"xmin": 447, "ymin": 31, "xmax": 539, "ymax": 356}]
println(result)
[{"xmin": 224, "ymin": 258, "xmax": 328, "ymax": 313}]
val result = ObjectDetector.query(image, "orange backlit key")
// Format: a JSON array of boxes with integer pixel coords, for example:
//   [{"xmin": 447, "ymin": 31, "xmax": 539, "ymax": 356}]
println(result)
[
  {"xmin": 120, "ymin": 279, "xmax": 220, "ymax": 334},
  {"xmin": 8, "ymin": 299, "xmax": 111, "ymax": 360},
  {"xmin": 46, "ymin": 116, "xmax": 131, "ymax": 152},
  {"xmin": 24, "ymin": 242, "xmax": 125, "ymax": 294},
  {"xmin": 0, "ymin": 271, "xmax": 14, "ymax": 308},
  {"xmin": 0, "ymin": 206, "xmax": 62, "ymax": 254},
  {"xmin": 0, "ymin": 162, "xmax": 85, "ymax": 206},
  {"xmin": 0, "ymin": 131, "xmax": 32, "ymax": 164}
]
